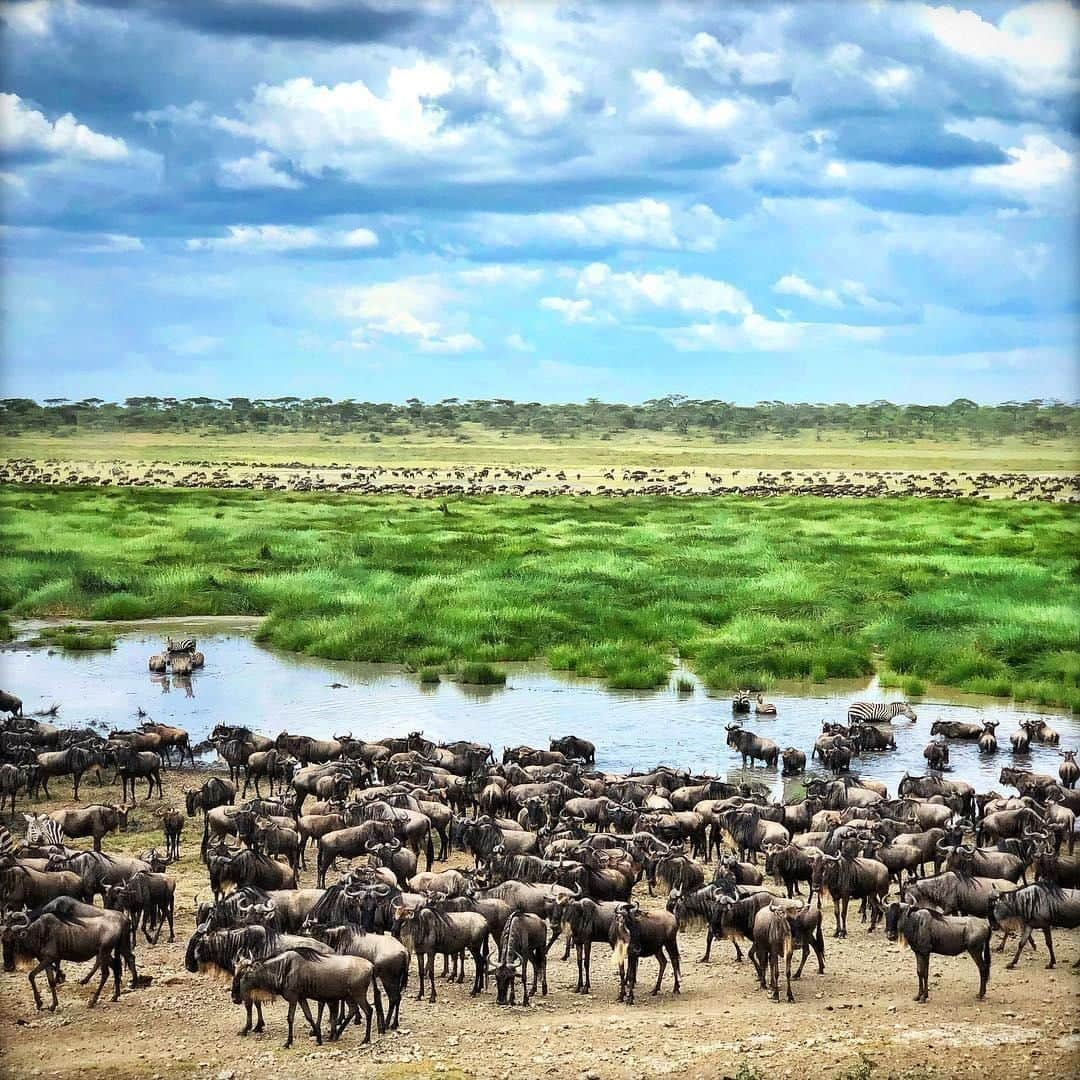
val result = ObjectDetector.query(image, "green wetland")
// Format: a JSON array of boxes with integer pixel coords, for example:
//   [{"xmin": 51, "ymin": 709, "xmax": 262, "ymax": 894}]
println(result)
[{"xmin": 1, "ymin": 486, "xmax": 1077, "ymax": 711}]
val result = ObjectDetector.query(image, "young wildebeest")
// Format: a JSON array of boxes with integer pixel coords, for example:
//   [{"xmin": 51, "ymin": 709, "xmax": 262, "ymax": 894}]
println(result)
[
  {"xmin": 611, "ymin": 900, "xmax": 681, "ymax": 1006},
  {"xmin": 231, "ymin": 946, "xmax": 376, "ymax": 1047},
  {"xmin": 750, "ymin": 903, "xmax": 801, "ymax": 1003},
  {"xmin": 491, "ymin": 909, "xmax": 548, "ymax": 1006},
  {"xmin": 885, "ymin": 901, "xmax": 991, "ymax": 1002},
  {"xmin": 154, "ymin": 806, "xmax": 184, "ymax": 861}
]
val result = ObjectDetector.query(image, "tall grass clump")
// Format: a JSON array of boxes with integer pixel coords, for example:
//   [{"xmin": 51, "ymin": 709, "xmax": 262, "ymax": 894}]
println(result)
[
  {"xmin": 32, "ymin": 626, "xmax": 116, "ymax": 650},
  {"xmin": 457, "ymin": 662, "xmax": 506, "ymax": 685},
  {"xmin": 418, "ymin": 667, "xmax": 441, "ymax": 684},
  {"xmin": 0, "ymin": 614, "xmax": 13, "ymax": 643}
]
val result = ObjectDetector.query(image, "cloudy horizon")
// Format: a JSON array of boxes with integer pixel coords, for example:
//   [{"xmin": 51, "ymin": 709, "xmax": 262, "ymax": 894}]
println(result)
[{"xmin": 1, "ymin": 0, "xmax": 1078, "ymax": 404}]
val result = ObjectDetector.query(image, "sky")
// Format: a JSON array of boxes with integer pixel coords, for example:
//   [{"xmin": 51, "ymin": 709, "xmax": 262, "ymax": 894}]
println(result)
[{"xmin": 0, "ymin": 0, "xmax": 1078, "ymax": 405}]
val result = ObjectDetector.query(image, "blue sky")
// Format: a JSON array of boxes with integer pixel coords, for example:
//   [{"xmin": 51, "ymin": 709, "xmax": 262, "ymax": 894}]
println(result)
[{"xmin": 1, "ymin": 0, "xmax": 1077, "ymax": 404}]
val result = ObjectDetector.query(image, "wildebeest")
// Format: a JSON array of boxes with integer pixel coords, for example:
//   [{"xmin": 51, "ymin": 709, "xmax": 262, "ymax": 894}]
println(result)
[
  {"xmin": 923, "ymin": 739, "xmax": 950, "ymax": 771},
  {"xmin": 885, "ymin": 901, "xmax": 991, "ymax": 1001},
  {"xmin": 231, "ymin": 946, "xmax": 376, "ymax": 1046},
  {"xmin": 930, "ymin": 720, "xmax": 983, "ymax": 740},
  {"xmin": 394, "ymin": 904, "xmax": 489, "ymax": 1004},
  {"xmin": 987, "ymin": 882, "xmax": 1080, "ymax": 969},
  {"xmin": 725, "ymin": 725, "xmax": 779, "ymax": 768},
  {"xmin": 549, "ymin": 736, "xmax": 595, "ymax": 765},
  {"xmin": 34, "ymin": 745, "xmax": 107, "ymax": 800},
  {"xmin": 154, "ymin": 806, "xmax": 184, "ymax": 861},
  {"xmin": 1060, "ymin": 750, "xmax": 1079, "ymax": 790},
  {"xmin": 812, "ymin": 846, "xmax": 889, "ymax": 937},
  {"xmin": 781, "ymin": 748, "xmax": 806, "ymax": 776},
  {"xmin": 1, "ymin": 904, "xmax": 139, "ymax": 1010},
  {"xmin": 610, "ymin": 900, "xmax": 681, "ymax": 1005},
  {"xmin": 0, "ymin": 690, "xmax": 23, "ymax": 717},
  {"xmin": 490, "ymin": 908, "xmax": 548, "ymax": 1005},
  {"xmin": 750, "ymin": 903, "xmax": 798, "ymax": 1003},
  {"xmin": 103, "ymin": 870, "xmax": 177, "ymax": 944},
  {"xmin": 307, "ymin": 924, "xmax": 408, "ymax": 1030},
  {"xmin": 113, "ymin": 746, "xmax": 163, "ymax": 802},
  {"xmin": 45, "ymin": 804, "xmax": 129, "ymax": 853},
  {"xmin": 138, "ymin": 722, "xmax": 194, "ymax": 766},
  {"xmin": 548, "ymin": 893, "xmax": 621, "ymax": 994}
]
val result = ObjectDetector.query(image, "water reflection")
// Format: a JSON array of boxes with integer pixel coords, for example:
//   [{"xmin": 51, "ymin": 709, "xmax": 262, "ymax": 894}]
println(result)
[{"xmin": 1, "ymin": 619, "xmax": 1075, "ymax": 799}]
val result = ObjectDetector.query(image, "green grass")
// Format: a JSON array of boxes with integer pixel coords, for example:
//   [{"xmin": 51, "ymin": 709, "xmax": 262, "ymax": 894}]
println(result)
[
  {"xmin": 0, "ymin": 613, "xmax": 12, "ymax": 643},
  {"xmin": 28, "ymin": 625, "xmax": 117, "ymax": 650},
  {"xmin": 1, "ymin": 486, "xmax": 1078, "ymax": 709},
  {"xmin": 457, "ymin": 662, "xmax": 506, "ymax": 685},
  {"xmin": 675, "ymin": 676, "xmax": 695, "ymax": 693},
  {"xmin": 418, "ymin": 667, "xmax": 441, "ymax": 684}
]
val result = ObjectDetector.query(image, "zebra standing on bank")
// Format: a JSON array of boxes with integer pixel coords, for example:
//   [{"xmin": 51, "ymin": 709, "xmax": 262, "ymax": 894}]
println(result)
[
  {"xmin": 23, "ymin": 813, "xmax": 65, "ymax": 848},
  {"xmin": 165, "ymin": 636, "xmax": 197, "ymax": 655},
  {"xmin": 847, "ymin": 701, "xmax": 918, "ymax": 724}
]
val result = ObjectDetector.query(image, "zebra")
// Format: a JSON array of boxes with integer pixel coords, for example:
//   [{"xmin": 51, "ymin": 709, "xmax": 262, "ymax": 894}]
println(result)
[
  {"xmin": 732, "ymin": 690, "xmax": 752, "ymax": 714},
  {"xmin": 165, "ymin": 636, "xmax": 196, "ymax": 655},
  {"xmin": 0, "ymin": 823, "xmax": 14, "ymax": 859},
  {"xmin": 23, "ymin": 812, "xmax": 65, "ymax": 848},
  {"xmin": 847, "ymin": 701, "xmax": 917, "ymax": 724}
]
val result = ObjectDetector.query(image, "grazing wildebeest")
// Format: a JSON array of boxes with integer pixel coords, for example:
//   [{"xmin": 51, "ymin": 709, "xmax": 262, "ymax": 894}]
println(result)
[
  {"xmin": 610, "ymin": 900, "xmax": 681, "ymax": 1005},
  {"xmin": 885, "ymin": 901, "xmax": 991, "ymax": 1002},
  {"xmin": 490, "ymin": 908, "xmax": 548, "ymax": 1005}
]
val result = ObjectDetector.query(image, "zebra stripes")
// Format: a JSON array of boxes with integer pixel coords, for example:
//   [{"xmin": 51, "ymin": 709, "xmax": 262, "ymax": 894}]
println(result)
[
  {"xmin": 0, "ymin": 823, "xmax": 14, "ymax": 859},
  {"xmin": 846, "ymin": 700, "xmax": 917, "ymax": 724},
  {"xmin": 166, "ymin": 636, "xmax": 197, "ymax": 655},
  {"xmin": 23, "ymin": 813, "xmax": 65, "ymax": 847}
]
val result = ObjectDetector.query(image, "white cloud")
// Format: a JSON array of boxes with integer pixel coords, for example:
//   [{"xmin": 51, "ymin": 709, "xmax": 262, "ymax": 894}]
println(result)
[
  {"xmin": 539, "ymin": 296, "xmax": 597, "ymax": 324},
  {"xmin": 826, "ymin": 161, "xmax": 848, "ymax": 179},
  {"xmin": 505, "ymin": 333, "xmax": 535, "ymax": 352},
  {"xmin": 774, "ymin": 273, "xmax": 842, "ymax": 308},
  {"xmin": 574, "ymin": 262, "xmax": 753, "ymax": 318},
  {"xmin": 0, "ymin": 93, "xmax": 128, "ymax": 162},
  {"xmin": 920, "ymin": 2, "xmax": 1078, "ymax": 93},
  {"xmin": 187, "ymin": 224, "xmax": 377, "ymax": 252},
  {"xmin": 77, "ymin": 234, "xmax": 144, "ymax": 254},
  {"xmin": 870, "ymin": 65, "xmax": 912, "ymax": 92},
  {"xmin": 682, "ymin": 31, "xmax": 785, "ymax": 85},
  {"xmin": 632, "ymin": 69, "xmax": 739, "ymax": 130},
  {"xmin": 0, "ymin": 1, "xmax": 51, "ymax": 36},
  {"xmin": 214, "ymin": 64, "xmax": 465, "ymax": 179},
  {"xmin": 973, "ymin": 134, "xmax": 1074, "ymax": 194},
  {"xmin": 219, "ymin": 150, "xmax": 301, "ymax": 190},
  {"xmin": 667, "ymin": 315, "xmax": 885, "ymax": 352},
  {"xmin": 457, "ymin": 265, "xmax": 544, "ymax": 287},
  {"xmin": 337, "ymin": 275, "xmax": 481, "ymax": 353}
]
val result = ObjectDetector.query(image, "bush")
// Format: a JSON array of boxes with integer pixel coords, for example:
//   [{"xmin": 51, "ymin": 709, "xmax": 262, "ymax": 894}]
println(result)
[{"xmin": 418, "ymin": 667, "xmax": 441, "ymax": 684}]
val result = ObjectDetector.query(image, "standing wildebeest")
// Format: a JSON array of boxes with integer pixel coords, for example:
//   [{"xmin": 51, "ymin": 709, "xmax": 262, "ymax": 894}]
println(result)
[
  {"xmin": 813, "ymin": 846, "xmax": 889, "ymax": 937},
  {"xmin": 979, "ymin": 723, "xmax": 999, "ymax": 754},
  {"xmin": 750, "ymin": 903, "xmax": 799, "ymax": 1003},
  {"xmin": 103, "ymin": 870, "xmax": 177, "ymax": 944},
  {"xmin": 1, "ymin": 905, "xmax": 138, "ymax": 1010},
  {"xmin": 47, "ymin": 804, "xmax": 129, "ymax": 853},
  {"xmin": 1009, "ymin": 727, "xmax": 1030, "ymax": 753},
  {"xmin": 154, "ymin": 807, "xmax": 184, "ymax": 861},
  {"xmin": 611, "ymin": 900, "xmax": 681, "ymax": 1005},
  {"xmin": 148, "ymin": 655, "xmax": 166, "ymax": 673},
  {"xmin": 114, "ymin": 747, "xmax": 163, "ymax": 802},
  {"xmin": 138, "ymin": 723, "xmax": 194, "ymax": 766},
  {"xmin": 490, "ymin": 908, "xmax": 548, "ymax": 1006},
  {"xmin": 1023, "ymin": 718, "xmax": 1060, "ymax": 746},
  {"xmin": 987, "ymin": 883, "xmax": 1080, "ymax": 969},
  {"xmin": 243, "ymin": 749, "xmax": 294, "ymax": 798},
  {"xmin": 923, "ymin": 739, "xmax": 950, "ymax": 771},
  {"xmin": 781, "ymin": 748, "xmax": 806, "ymax": 776},
  {"xmin": 0, "ymin": 691, "xmax": 23, "ymax": 717},
  {"xmin": 885, "ymin": 901, "xmax": 991, "ymax": 1002},
  {"xmin": 548, "ymin": 894, "xmax": 621, "ymax": 994},
  {"xmin": 185, "ymin": 777, "xmax": 237, "ymax": 817},
  {"xmin": 231, "ymin": 947, "xmax": 376, "ymax": 1047},
  {"xmin": 725, "ymin": 725, "xmax": 779, "ymax": 768},
  {"xmin": 930, "ymin": 720, "xmax": 983, "ymax": 740},
  {"xmin": 1060, "ymin": 750, "xmax": 1079, "ymax": 790},
  {"xmin": 394, "ymin": 904, "xmax": 489, "ymax": 1003},
  {"xmin": 549, "ymin": 736, "xmax": 595, "ymax": 765},
  {"xmin": 34, "ymin": 745, "xmax": 107, "ymax": 800},
  {"xmin": 307, "ymin": 924, "xmax": 408, "ymax": 1031}
]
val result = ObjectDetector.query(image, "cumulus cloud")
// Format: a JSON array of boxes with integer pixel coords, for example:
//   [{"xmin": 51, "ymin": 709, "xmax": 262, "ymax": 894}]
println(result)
[
  {"xmin": 219, "ymin": 150, "xmax": 301, "ymax": 190},
  {"xmin": 774, "ymin": 274, "xmax": 842, "ymax": 308},
  {"xmin": 187, "ymin": 224, "xmax": 377, "ymax": 251},
  {"xmin": 632, "ymin": 69, "xmax": 739, "ymax": 130},
  {"xmin": 539, "ymin": 296, "xmax": 598, "ymax": 324},
  {"xmin": 573, "ymin": 263, "xmax": 753, "ymax": 318},
  {"xmin": 666, "ymin": 315, "xmax": 885, "ymax": 353},
  {"xmin": 337, "ymin": 275, "xmax": 481, "ymax": 353},
  {"xmin": 682, "ymin": 31, "xmax": 786, "ymax": 85},
  {"xmin": 457, "ymin": 265, "xmax": 544, "ymax": 287},
  {"xmin": 0, "ymin": 93, "xmax": 129, "ymax": 162},
  {"xmin": 973, "ymin": 134, "xmax": 1075, "ymax": 195}
]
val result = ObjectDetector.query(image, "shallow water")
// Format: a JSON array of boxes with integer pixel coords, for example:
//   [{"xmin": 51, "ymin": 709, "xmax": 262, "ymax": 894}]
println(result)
[{"xmin": 2, "ymin": 618, "xmax": 1076, "ymax": 799}]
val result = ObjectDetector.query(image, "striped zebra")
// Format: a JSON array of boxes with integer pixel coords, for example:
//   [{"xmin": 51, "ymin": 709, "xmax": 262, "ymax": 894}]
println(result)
[
  {"xmin": 732, "ymin": 690, "xmax": 752, "ymax": 714},
  {"xmin": 23, "ymin": 812, "xmax": 65, "ymax": 847},
  {"xmin": 847, "ymin": 700, "xmax": 917, "ymax": 724},
  {"xmin": 0, "ymin": 823, "xmax": 14, "ymax": 859},
  {"xmin": 165, "ymin": 636, "xmax": 197, "ymax": 655}
]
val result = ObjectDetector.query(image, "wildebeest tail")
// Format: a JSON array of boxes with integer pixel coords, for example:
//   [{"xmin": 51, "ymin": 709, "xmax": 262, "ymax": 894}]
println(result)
[{"xmin": 425, "ymin": 828, "xmax": 434, "ymax": 872}]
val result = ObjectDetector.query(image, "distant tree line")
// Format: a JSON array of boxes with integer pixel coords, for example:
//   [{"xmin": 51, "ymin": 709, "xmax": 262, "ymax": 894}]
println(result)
[{"xmin": 1, "ymin": 395, "xmax": 1075, "ymax": 443}]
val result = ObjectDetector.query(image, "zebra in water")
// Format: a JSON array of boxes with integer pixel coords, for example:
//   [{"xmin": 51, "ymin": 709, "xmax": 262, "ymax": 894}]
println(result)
[
  {"xmin": 732, "ymin": 690, "xmax": 752, "ymax": 714},
  {"xmin": 23, "ymin": 812, "xmax": 65, "ymax": 847},
  {"xmin": 847, "ymin": 701, "xmax": 917, "ymax": 724},
  {"xmin": 165, "ymin": 636, "xmax": 197, "ymax": 655}
]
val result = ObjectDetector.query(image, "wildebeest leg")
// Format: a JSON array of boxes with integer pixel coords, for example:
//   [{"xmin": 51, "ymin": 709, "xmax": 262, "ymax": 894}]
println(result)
[
  {"xmin": 283, "ymin": 1001, "xmax": 298, "ymax": 1048},
  {"xmin": 356, "ymin": 995, "xmax": 373, "ymax": 1044},
  {"xmin": 28, "ymin": 963, "xmax": 51, "ymax": 1011},
  {"xmin": 769, "ymin": 947, "xmax": 780, "ymax": 1001},
  {"xmin": 72, "ymin": 770, "xmax": 81, "ymax": 801},
  {"xmin": 415, "ymin": 950, "xmax": 426, "ymax": 1001},
  {"xmin": 699, "ymin": 926, "xmax": 713, "ymax": 963},
  {"xmin": 652, "ymin": 950, "xmax": 667, "ymax": 995},
  {"xmin": 519, "ymin": 954, "xmax": 529, "ymax": 1005},
  {"xmin": 300, "ymin": 998, "xmax": 322, "ymax": 1043},
  {"xmin": 916, "ymin": 953, "xmax": 930, "ymax": 1002},
  {"xmin": 1043, "ymin": 927, "xmax": 1056, "ymax": 969},
  {"xmin": 971, "ymin": 941, "xmax": 990, "ymax": 999},
  {"xmin": 427, "ymin": 954, "xmax": 438, "ymax": 1003},
  {"xmin": 240, "ymin": 1001, "xmax": 254, "ymax": 1035},
  {"xmin": 580, "ymin": 940, "xmax": 590, "ymax": 993},
  {"xmin": 793, "ymin": 941, "xmax": 809, "ymax": 979},
  {"xmin": 1006, "ymin": 925, "xmax": 1033, "ymax": 970},
  {"xmin": 470, "ymin": 945, "xmax": 484, "ymax": 996},
  {"xmin": 784, "ymin": 948, "xmax": 794, "ymax": 1003},
  {"xmin": 110, "ymin": 951, "xmax": 123, "ymax": 1002},
  {"xmin": 669, "ymin": 940, "xmax": 681, "ymax": 993},
  {"xmin": 370, "ymin": 981, "xmax": 385, "ymax": 1034},
  {"xmin": 88, "ymin": 949, "xmax": 112, "ymax": 1007},
  {"xmin": 537, "ymin": 949, "xmax": 548, "ymax": 996},
  {"xmin": 254, "ymin": 1001, "xmax": 265, "ymax": 1032},
  {"xmin": 625, "ymin": 955, "xmax": 637, "ymax": 1005}
]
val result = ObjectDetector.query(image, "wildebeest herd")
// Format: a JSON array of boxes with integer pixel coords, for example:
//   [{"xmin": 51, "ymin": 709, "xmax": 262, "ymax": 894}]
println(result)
[
  {"xmin": 1, "ymin": 687, "xmax": 1078, "ymax": 1050},
  {"xmin": 3, "ymin": 458, "xmax": 1078, "ymax": 501}
]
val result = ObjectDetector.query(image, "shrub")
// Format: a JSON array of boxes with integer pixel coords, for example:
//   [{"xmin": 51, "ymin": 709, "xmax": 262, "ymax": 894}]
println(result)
[
  {"xmin": 458, "ymin": 662, "xmax": 506, "ymax": 685},
  {"xmin": 418, "ymin": 667, "xmax": 441, "ymax": 684}
]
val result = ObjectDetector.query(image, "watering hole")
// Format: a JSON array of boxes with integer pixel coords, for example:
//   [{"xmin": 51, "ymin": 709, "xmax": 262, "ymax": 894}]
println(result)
[{"xmin": 2, "ymin": 617, "xmax": 1076, "ymax": 797}]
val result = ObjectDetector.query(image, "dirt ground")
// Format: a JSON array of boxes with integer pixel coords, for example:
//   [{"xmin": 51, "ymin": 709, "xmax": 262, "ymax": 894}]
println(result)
[{"xmin": 1, "ymin": 767, "xmax": 1078, "ymax": 1080}]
